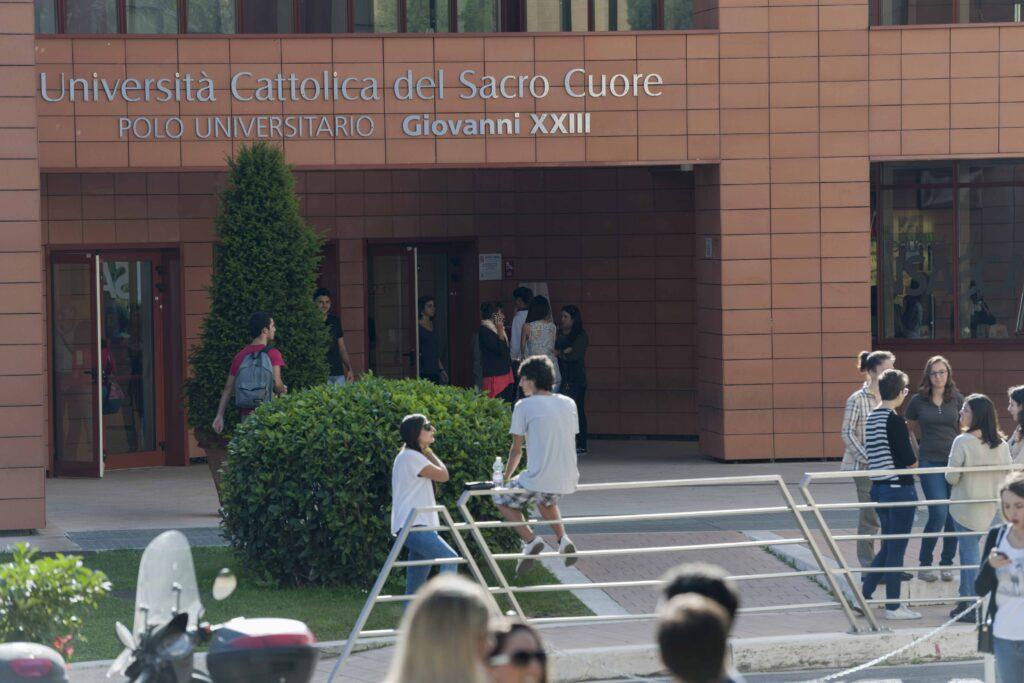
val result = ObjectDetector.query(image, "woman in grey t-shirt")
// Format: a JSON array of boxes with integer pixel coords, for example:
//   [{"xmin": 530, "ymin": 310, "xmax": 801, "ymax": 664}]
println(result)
[{"xmin": 905, "ymin": 355, "xmax": 964, "ymax": 583}]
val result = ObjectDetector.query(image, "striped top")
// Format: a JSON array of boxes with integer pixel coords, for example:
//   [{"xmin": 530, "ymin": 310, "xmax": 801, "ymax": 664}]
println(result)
[{"xmin": 865, "ymin": 407, "xmax": 917, "ymax": 485}]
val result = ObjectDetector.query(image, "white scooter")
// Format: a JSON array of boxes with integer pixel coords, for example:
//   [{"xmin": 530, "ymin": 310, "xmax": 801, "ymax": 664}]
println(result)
[{"xmin": 107, "ymin": 530, "xmax": 319, "ymax": 683}]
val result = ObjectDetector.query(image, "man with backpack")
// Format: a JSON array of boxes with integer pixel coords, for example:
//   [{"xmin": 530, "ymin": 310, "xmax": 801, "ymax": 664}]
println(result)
[{"xmin": 212, "ymin": 311, "xmax": 287, "ymax": 434}]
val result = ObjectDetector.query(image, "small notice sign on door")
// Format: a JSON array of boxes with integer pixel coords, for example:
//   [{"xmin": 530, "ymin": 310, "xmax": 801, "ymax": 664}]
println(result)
[{"xmin": 479, "ymin": 253, "xmax": 502, "ymax": 281}]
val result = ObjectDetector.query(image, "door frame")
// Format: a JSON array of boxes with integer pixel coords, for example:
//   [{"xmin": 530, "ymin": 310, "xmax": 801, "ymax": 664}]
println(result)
[
  {"xmin": 46, "ymin": 245, "xmax": 185, "ymax": 475},
  {"xmin": 49, "ymin": 251, "xmax": 103, "ymax": 477},
  {"xmin": 364, "ymin": 238, "xmax": 479, "ymax": 387}
]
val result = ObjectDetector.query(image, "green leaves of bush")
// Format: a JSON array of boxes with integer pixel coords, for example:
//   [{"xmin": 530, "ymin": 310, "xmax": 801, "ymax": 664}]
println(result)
[
  {"xmin": 185, "ymin": 142, "xmax": 330, "ymax": 442},
  {"xmin": 0, "ymin": 545, "xmax": 111, "ymax": 659},
  {"xmin": 220, "ymin": 376, "xmax": 516, "ymax": 587}
]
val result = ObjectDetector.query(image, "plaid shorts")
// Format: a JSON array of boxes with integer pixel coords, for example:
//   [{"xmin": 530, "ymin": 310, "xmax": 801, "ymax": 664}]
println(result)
[{"xmin": 492, "ymin": 476, "xmax": 562, "ymax": 510}]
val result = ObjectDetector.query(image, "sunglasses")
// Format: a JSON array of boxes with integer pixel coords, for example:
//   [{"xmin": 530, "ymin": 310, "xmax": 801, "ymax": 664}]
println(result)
[
  {"xmin": 489, "ymin": 650, "xmax": 547, "ymax": 667},
  {"xmin": 423, "ymin": 423, "xmax": 435, "ymax": 432}
]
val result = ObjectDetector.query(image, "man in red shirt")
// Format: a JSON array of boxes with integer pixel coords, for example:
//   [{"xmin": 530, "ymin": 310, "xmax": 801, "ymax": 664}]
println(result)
[{"xmin": 212, "ymin": 311, "xmax": 287, "ymax": 434}]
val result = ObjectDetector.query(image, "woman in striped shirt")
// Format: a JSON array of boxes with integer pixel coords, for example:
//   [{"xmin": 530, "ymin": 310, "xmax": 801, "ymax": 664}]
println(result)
[{"xmin": 862, "ymin": 368, "xmax": 921, "ymax": 620}]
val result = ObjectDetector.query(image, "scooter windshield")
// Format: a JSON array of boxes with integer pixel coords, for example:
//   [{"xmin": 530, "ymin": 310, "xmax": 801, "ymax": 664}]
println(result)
[{"xmin": 132, "ymin": 530, "xmax": 203, "ymax": 639}]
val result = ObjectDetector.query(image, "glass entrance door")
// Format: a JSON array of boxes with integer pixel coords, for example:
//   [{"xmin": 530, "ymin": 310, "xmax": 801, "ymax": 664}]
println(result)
[
  {"xmin": 366, "ymin": 242, "xmax": 475, "ymax": 385},
  {"xmin": 51, "ymin": 250, "xmax": 168, "ymax": 476}
]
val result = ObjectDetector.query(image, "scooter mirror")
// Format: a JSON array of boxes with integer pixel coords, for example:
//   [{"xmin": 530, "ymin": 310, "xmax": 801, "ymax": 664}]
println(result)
[
  {"xmin": 115, "ymin": 621, "xmax": 136, "ymax": 650},
  {"xmin": 212, "ymin": 569, "xmax": 237, "ymax": 601}
]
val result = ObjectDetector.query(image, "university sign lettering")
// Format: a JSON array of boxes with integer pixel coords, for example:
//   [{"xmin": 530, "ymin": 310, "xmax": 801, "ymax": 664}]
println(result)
[{"xmin": 39, "ymin": 68, "xmax": 664, "ymax": 141}]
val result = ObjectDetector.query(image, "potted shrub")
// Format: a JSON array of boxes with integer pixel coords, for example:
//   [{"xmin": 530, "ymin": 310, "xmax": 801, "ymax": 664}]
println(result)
[
  {"xmin": 220, "ymin": 377, "xmax": 516, "ymax": 587},
  {"xmin": 185, "ymin": 142, "xmax": 330, "ymax": 501}
]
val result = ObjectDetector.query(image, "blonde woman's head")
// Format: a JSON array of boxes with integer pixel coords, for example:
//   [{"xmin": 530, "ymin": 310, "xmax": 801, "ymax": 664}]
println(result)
[{"xmin": 385, "ymin": 574, "xmax": 496, "ymax": 683}]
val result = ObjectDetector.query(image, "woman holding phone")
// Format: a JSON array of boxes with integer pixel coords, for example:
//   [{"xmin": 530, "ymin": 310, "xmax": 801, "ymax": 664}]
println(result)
[
  {"xmin": 478, "ymin": 302, "xmax": 513, "ymax": 400},
  {"xmin": 976, "ymin": 472, "xmax": 1024, "ymax": 682}
]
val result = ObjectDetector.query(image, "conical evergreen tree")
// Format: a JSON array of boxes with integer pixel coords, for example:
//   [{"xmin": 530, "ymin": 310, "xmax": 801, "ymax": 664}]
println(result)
[{"xmin": 186, "ymin": 142, "xmax": 329, "ymax": 440}]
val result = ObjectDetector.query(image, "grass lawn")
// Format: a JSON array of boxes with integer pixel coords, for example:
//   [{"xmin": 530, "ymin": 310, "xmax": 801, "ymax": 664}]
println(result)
[{"xmin": 6, "ymin": 547, "xmax": 591, "ymax": 662}]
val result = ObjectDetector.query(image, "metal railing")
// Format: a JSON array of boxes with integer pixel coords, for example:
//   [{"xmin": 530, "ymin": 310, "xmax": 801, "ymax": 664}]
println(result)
[
  {"xmin": 328, "ymin": 462, "xmax": 1024, "ymax": 680},
  {"xmin": 800, "ymin": 464, "xmax": 1023, "ymax": 632}
]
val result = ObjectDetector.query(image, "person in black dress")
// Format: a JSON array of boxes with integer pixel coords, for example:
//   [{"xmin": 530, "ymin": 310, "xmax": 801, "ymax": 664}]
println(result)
[{"xmin": 556, "ymin": 304, "xmax": 588, "ymax": 454}]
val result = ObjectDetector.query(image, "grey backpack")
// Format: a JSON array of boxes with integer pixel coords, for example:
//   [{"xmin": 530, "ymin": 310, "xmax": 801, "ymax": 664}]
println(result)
[{"xmin": 234, "ymin": 346, "xmax": 275, "ymax": 409}]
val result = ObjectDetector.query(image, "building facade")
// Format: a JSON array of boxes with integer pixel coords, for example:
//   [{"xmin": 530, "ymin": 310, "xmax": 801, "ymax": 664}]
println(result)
[{"xmin": 3, "ymin": 0, "xmax": 1024, "ymax": 529}]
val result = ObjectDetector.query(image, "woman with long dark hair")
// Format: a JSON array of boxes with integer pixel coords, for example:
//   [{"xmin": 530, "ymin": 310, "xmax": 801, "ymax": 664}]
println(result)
[
  {"xmin": 945, "ymin": 394, "xmax": 1011, "ymax": 620},
  {"xmin": 1007, "ymin": 385, "xmax": 1024, "ymax": 464},
  {"xmin": 905, "ymin": 355, "xmax": 964, "ymax": 582},
  {"xmin": 556, "ymin": 305, "xmax": 588, "ymax": 454},
  {"xmin": 521, "ymin": 295, "xmax": 560, "ymax": 392},
  {"xmin": 976, "ymin": 473, "xmax": 1024, "ymax": 682},
  {"xmin": 391, "ymin": 413, "xmax": 458, "ymax": 597}
]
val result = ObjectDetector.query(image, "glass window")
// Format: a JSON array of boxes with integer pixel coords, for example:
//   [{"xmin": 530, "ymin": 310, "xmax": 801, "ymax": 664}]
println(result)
[
  {"xmin": 594, "ymin": 0, "xmax": 656, "ymax": 30},
  {"xmin": 457, "ymin": 0, "xmax": 497, "ymax": 31},
  {"xmin": 354, "ymin": 0, "xmax": 398, "ymax": 31},
  {"xmin": 958, "ymin": 185, "xmax": 1024, "ymax": 340},
  {"xmin": 128, "ymin": 0, "xmax": 179, "ymax": 32},
  {"xmin": 875, "ymin": 0, "xmax": 952, "ymax": 24},
  {"xmin": 187, "ymin": 0, "xmax": 235, "ymax": 31},
  {"xmin": 878, "ymin": 185, "xmax": 956, "ymax": 341},
  {"xmin": 964, "ymin": 0, "xmax": 1019, "ymax": 21},
  {"xmin": 407, "ymin": 0, "xmax": 449, "ymax": 31},
  {"xmin": 663, "ymin": 0, "xmax": 691, "ymax": 28},
  {"xmin": 65, "ymin": 0, "xmax": 119, "ymax": 33},
  {"xmin": 241, "ymin": 0, "xmax": 292, "ymax": 31},
  {"xmin": 35, "ymin": 0, "xmax": 58, "ymax": 32},
  {"xmin": 300, "ymin": 0, "xmax": 348, "ymax": 31},
  {"xmin": 525, "ymin": 0, "xmax": 586, "ymax": 30}
]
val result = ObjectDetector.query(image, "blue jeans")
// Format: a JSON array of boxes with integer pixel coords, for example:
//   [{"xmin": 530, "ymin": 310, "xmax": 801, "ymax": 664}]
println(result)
[
  {"xmin": 402, "ymin": 529, "xmax": 458, "ymax": 597},
  {"xmin": 918, "ymin": 462, "xmax": 958, "ymax": 567},
  {"xmin": 328, "ymin": 375, "xmax": 347, "ymax": 386},
  {"xmin": 951, "ymin": 518, "xmax": 982, "ymax": 598},
  {"xmin": 863, "ymin": 483, "xmax": 917, "ymax": 611},
  {"xmin": 994, "ymin": 637, "xmax": 1024, "ymax": 683}
]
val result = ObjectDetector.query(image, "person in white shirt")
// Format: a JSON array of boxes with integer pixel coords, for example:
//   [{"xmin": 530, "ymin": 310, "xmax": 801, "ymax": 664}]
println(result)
[
  {"xmin": 509, "ymin": 287, "xmax": 533, "ymax": 363},
  {"xmin": 391, "ymin": 413, "xmax": 458, "ymax": 598},
  {"xmin": 977, "ymin": 472, "xmax": 1024, "ymax": 683},
  {"xmin": 494, "ymin": 355, "xmax": 580, "ymax": 577}
]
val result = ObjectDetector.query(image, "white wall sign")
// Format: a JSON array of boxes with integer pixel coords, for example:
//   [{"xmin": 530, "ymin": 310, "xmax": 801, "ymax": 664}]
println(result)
[{"xmin": 479, "ymin": 253, "xmax": 502, "ymax": 281}]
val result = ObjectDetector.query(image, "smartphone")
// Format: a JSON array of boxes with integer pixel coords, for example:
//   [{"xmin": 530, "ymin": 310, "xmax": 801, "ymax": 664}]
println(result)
[{"xmin": 993, "ymin": 550, "xmax": 1010, "ymax": 560}]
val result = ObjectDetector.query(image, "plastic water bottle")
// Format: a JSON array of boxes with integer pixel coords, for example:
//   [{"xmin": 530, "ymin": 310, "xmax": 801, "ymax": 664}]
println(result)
[{"xmin": 492, "ymin": 457, "xmax": 504, "ymax": 488}]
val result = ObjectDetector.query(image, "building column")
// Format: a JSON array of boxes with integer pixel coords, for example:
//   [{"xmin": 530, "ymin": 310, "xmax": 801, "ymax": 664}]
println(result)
[
  {"xmin": 0, "ymin": 0, "xmax": 45, "ymax": 529},
  {"xmin": 697, "ymin": 0, "xmax": 871, "ymax": 461}
]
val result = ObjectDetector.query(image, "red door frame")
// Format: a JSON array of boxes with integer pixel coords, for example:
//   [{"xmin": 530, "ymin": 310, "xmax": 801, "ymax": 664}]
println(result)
[{"xmin": 47, "ymin": 246, "xmax": 184, "ymax": 475}]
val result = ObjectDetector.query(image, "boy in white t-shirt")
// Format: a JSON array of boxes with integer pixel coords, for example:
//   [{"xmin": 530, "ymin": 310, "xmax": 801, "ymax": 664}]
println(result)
[{"xmin": 494, "ymin": 355, "xmax": 580, "ymax": 577}]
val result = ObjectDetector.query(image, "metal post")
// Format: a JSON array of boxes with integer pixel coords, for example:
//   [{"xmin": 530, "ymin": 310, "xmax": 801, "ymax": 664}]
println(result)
[
  {"xmin": 800, "ymin": 475, "xmax": 883, "ymax": 633},
  {"xmin": 437, "ymin": 507, "xmax": 503, "ymax": 615},
  {"xmin": 775, "ymin": 477, "xmax": 873, "ymax": 633},
  {"xmin": 457, "ymin": 490, "xmax": 528, "ymax": 619},
  {"xmin": 327, "ymin": 507, "xmax": 421, "ymax": 683}
]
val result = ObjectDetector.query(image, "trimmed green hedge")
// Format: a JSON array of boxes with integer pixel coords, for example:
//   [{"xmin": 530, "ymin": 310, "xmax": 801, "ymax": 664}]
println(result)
[{"xmin": 220, "ymin": 376, "xmax": 515, "ymax": 586}]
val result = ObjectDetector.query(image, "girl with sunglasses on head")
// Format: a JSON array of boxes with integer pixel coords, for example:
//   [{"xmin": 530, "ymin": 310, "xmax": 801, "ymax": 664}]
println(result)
[
  {"xmin": 487, "ymin": 621, "xmax": 548, "ymax": 683},
  {"xmin": 392, "ymin": 413, "xmax": 459, "ymax": 598}
]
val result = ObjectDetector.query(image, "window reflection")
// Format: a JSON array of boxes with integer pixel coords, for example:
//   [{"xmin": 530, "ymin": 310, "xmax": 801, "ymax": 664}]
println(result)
[
  {"xmin": 664, "ymin": 0, "xmax": 691, "ymax": 28},
  {"xmin": 300, "ymin": 0, "xmax": 348, "ymax": 31},
  {"xmin": 187, "ymin": 0, "xmax": 235, "ymax": 32},
  {"xmin": 525, "ymin": 0, "xmax": 587, "ymax": 30},
  {"xmin": 35, "ymin": 0, "xmax": 58, "ymax": 32},
  {"xmin": 407, "ymin": 0, "xmax": 450, "ymax": 31},
  {"xmin": 354, "ymin": 0, "xmax": 398, "ymax": 31},
  {"xmin": 65, "ymin": 0, "xmax": 119, "ymax": 33},
  {"xmin": 876, "ymin": 0, "xmax": 952, "ymax": 23},
  {"xmin": 128, "ymin": 0, "xmax": 178, "ymax": 32},
  {"xmin": 457, "ymin": 0, "xmax": 497, "ymax": 30},
  {"xmin": 594, "ymin": 0, "xmax": 656, "ymax": 30},
  {"xmin": 241, "ymin": 0, "xmax": 293, "ymax": 31}
]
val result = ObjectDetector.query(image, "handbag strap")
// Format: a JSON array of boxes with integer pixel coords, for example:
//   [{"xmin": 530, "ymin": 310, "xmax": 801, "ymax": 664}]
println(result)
[{"xmin": 983, "ymin": 525, "xmax": 1012, "ymax": 625}]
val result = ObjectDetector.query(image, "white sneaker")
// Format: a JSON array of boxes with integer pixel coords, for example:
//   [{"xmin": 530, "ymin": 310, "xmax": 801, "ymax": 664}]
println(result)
[
  {"xmin": 918, "ymin": 568, "xmax": 938, "ymax": 582},
  {"xmin": 884, "ymin": 606, "xmax": 922, "ymax": 620},
  {"xmin": 558, "ymin": 535, "xmax": 578, "ymax": 567},
  {"xmin": 516, "ymin": 537, "xmax": 545, "ymax": 577},
  {"xmin": 940, "ymin": 569, "xmax": 955, "ymax": 582}
]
